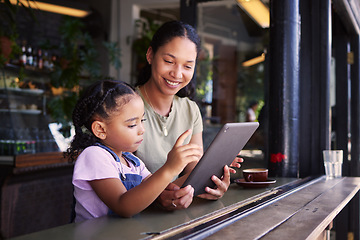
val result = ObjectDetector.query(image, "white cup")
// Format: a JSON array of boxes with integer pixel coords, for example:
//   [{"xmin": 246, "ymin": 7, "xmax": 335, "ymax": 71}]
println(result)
[{"xmin": 323, "ymin": 150, "xmax": 343, "ymax": 179}]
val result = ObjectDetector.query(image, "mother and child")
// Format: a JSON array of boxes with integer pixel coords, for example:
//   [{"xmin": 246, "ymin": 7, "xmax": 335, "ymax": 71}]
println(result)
[{"xmin": 67, "ymin": 20, "xmax": 243, "ymax": 222}]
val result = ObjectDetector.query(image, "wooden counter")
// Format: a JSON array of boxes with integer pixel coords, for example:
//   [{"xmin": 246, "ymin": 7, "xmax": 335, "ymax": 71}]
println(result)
[
  {"xmin": 8, "ymin": 177, "xmax": 360, "ymax": 240},
  {"xmin": 0, "ymin": 152, "xmax": 66, "ymax": 168},
  {"xmin": 207, "ymin": 176, "xmax": 360, "ymax": 240}
]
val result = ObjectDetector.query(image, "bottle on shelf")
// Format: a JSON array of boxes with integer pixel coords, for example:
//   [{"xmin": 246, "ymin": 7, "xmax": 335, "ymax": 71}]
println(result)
[
  {"xmin": 0, "ymin": 127, "xmax": 8, "ymax": 155},
  {"xmin": 26, "ymin": 45, "xmax": 34, "ymax": 67},
  {"xmin": 0, "ymin": 127, "xmax": 16, "ymax": 156},
  {"xmin": 43, "ymin": 51, "xmax": 50, "ymax": 70},
  {"xmin": 37, "ymin": 49, "xmax": 44, "ymax": 70},
  {"xmin": 49, "ymin": 54, "xmax": 57, "ymax": 70},
  {"xmin": 19, "ymin": 41, "xmax": 27, "ymax": 66},
  {"xmin": 30, "ymin": 127, "xmax": 40, "ymax": 153},
  {"xmin": 33, "ymin": 48, "xmax": 38, "ymax": 69}
]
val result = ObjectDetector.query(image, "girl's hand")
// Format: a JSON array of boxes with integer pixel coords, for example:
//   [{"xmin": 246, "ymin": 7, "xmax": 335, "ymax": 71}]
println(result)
[
  {"xmin": 165, "ymin": 129, "xmax": 203, "ymax": 176},
  {"xmin": 197, "ymin": 165, "xmax": 231, "ymax": 200}
]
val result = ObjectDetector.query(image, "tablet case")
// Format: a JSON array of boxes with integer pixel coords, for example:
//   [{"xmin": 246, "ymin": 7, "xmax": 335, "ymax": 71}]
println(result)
[{"xmin": 181, "ymin": 122, "xmax": 259, "ymax": 195}]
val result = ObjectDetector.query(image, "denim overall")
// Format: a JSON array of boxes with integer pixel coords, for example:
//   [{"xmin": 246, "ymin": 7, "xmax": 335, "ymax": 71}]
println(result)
[
  {"xmin": 95, "ymin": 143, "xmax": 142, "ymax": 190},
  {"xmin": 95, "ymin": 143, "xmax": 143, "ymax": 216}
]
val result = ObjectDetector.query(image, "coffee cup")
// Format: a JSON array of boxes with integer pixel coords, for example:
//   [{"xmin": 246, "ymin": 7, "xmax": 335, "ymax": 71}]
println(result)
[{"xmin": 243, "ymin": 168, "xmax": 268, "ymax": 182}]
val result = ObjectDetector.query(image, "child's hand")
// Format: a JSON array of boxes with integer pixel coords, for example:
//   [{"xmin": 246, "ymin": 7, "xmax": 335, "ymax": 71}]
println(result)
[{"xmin": 166, "ymin": 129, "xmax": 202, "ymax": 176}]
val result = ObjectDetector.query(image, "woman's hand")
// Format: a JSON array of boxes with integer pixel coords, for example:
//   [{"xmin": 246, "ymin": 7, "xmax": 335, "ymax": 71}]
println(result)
[
  {"xmin": 197, "ymin": 165, "xmax": 231, "ymax": 200},
  {"xmin": 196, "ymin": 156, "xmax": 244, "ymax": 200},
  {"xmin": 156, "ymin": 182, "xmax": 194, "ymax": 210},
  {"xmin": 229, "ymin": 156, "xmax": 244, "ymax": 174}
]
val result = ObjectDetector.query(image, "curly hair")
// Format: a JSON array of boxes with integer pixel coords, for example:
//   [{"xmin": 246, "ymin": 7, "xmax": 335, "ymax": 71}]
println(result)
[
  {"xmin": 65, "ymin": 79, "xmax": 137, "ymax": 162},
  {"xmin": 135, "ymin": 20, "xmax": 201, "ymax": 99}
]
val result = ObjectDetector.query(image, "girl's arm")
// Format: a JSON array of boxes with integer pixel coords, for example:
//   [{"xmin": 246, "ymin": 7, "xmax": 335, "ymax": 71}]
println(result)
[
  {"xmin": 181, "ymin": 131, "xmax": 203, "ymax": 176},
  {"xmin": 90, "ymin": 130, "xmax": 202, "ymax": 218},
  {"xmin": 90, "ymin": 167, "xmax": 174, "ymax": 217},
  {"xmin": 155, "ymin": 132, "xmax": 202, "ymax": 210}
]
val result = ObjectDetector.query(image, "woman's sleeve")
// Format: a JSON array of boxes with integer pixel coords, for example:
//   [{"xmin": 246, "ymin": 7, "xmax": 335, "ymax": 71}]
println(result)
[{"xmin": 191, "ymin": 101, "xmax": 203, "ymax": 135}]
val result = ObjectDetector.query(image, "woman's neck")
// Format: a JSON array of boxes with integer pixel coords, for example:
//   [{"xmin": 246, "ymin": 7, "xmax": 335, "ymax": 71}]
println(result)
[{"xmin": 142, "ymin": 82, "xmax": 173, "ymax": 117}]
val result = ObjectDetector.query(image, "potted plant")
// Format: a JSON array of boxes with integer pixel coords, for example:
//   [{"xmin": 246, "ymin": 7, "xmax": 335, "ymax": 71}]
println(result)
[
  {"xmin": 131, "ymin": 18, "xmax": 161, "ymax": 81},
  {"xmin": 47, "ymin": 16, "xmax": 121, "ymax": 137},
  {"xmin": 0, "ymin": 0, "xmax": 35, "ymax": 66}
]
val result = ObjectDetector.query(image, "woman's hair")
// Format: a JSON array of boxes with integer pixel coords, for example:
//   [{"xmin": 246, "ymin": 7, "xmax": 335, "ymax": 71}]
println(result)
[
  {"xmin": 135, "ymin": 20, "xmax": 201, "ymax": 99},
  {"xmin": 249, "ymin": 100, "xmax": 258, "ymax": 108},
  {"xmin": 65, "ymin": 79, "xmax": 137, "ymax": 162}
]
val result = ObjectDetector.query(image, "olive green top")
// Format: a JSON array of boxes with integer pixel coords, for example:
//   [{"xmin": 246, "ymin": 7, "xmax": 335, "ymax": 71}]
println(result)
[{"xmin": 135, "ymin": 87, "xmax": 203, "ymax": 173}]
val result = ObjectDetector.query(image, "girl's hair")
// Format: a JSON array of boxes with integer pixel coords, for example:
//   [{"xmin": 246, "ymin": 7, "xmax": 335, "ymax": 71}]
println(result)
[
  {"xmin": 65, "ymin": 79, "xmax": 137, "ymax": 162},
  {"xmin": 135, "ymin": 20, "xmax": 201, "ymax": 99}
]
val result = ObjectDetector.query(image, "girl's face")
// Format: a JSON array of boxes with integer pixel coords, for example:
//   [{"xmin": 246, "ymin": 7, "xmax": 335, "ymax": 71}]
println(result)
[
  {"xmin": 147, "ymin": 36, "xmax": 197, "ymax": 96},
  {"xmin": 102, "ymin": 94, "xmax": 146, "ymax": 154}
]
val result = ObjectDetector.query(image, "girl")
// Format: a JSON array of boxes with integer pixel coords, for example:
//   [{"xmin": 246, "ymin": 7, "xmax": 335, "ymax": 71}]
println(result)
[{"xmin": 66, "ymin": 79, "xmax": 202, "ymax": 222}]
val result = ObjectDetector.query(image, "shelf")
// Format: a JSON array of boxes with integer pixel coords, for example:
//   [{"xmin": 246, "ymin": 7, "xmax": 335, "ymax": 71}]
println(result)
[
  {"xmin": 0, "ymin": 65, "xmax": 60, "ymax": 157},
  {"xmin": 4, "ymin": 63, "xmax": 53, "ymax": 76},
  {"xmin": 0, "ymin": 109, "xmax": 42, "ymax": 114},
  {"xmin": 0, "ymin": 87, "xmax": 44, "ymax": 96},
  {"xmin": 0, "ymin": 156, "xmax": 14, "ymax": 165}
]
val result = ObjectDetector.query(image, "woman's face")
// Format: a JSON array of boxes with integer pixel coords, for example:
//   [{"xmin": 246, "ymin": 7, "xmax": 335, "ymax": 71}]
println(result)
[{"xmin": 147, "ymin": 36, "xmax": 197, "ymax": 96}]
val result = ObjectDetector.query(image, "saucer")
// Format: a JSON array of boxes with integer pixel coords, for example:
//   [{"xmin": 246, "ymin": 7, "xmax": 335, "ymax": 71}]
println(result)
[{"xmin": 234, "ymin": 178, "xmax": 276, "ymax": 188}]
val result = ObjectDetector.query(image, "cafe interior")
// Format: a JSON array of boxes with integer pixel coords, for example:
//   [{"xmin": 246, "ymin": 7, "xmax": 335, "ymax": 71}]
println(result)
[{"xmin": 1, "ymin": 0, "xmax": 360, "ymax": 239}]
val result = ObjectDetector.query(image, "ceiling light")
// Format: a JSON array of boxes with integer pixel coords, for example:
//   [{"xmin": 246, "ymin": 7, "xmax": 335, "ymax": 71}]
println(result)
[
  {"xmin": 9, "ymin": 0, "xmax": 91, "ymax": 18},
  {"xmin": 236, "ymin": 0, "xmax": 270, "ymax": 28},
  {"xmin": 242, "ymin": 53, "xmax": 265, "ymax": 67}
]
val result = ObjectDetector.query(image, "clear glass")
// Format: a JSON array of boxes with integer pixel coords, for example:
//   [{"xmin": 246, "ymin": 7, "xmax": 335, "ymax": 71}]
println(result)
[{"xmin": 323, "ymin": 150, "xmax": 343, "ymax": 178}]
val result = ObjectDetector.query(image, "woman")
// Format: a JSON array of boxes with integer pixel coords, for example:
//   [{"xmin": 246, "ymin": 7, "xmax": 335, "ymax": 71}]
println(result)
[{"xmin": 135, "ymin": 21, "xmax": 242, "ymax": 210}]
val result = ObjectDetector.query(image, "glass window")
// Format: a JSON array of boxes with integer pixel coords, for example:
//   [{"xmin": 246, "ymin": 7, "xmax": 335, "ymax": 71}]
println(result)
[
  {"xmin": 136, "ymin": 1, "xmax": 269, "ymax": 170},
  {"xmin": 197, "ymin": 2, "xmax": 269, "ymax": 172}
]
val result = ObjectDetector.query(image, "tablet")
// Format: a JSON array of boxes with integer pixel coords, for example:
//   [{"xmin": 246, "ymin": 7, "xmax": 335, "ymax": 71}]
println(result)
[{"xmin": 181, "ymin": 122, "xmax": 259, "ymax": 195}]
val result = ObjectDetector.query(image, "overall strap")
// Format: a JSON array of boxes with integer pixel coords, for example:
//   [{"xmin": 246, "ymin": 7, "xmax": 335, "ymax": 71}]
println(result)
[
  {"xmin": 95, "ymin": 143, "xmax": 126, "ymax": 180},
  {"xmin": 95, "ymin": 143, "xmax": 141, "ymax": 166}
]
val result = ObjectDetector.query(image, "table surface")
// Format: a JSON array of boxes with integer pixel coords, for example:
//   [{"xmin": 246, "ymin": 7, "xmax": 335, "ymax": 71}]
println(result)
[
  {"xmin": 10, "ymin": 177, "xmax": 360, "ymax": 240},
  {"xmin": 207, "ymin": 176, "xmax": 360, "ymax": 240}
]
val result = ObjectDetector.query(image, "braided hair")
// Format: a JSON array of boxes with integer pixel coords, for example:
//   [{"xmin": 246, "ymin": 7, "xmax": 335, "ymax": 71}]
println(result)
[
  {"xmin": 135, "ymin": 20, "xmax": 201, "ymax": 99},
  {"xmin": 65, "ymin": 79, "xmax": 137, "ymax": 162}
]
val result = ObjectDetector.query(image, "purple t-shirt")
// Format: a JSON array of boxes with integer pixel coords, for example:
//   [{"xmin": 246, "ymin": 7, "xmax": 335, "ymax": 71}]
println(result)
[{"xmin": 72, "ymin": 146, "xmax": 151, "ymax": 222}]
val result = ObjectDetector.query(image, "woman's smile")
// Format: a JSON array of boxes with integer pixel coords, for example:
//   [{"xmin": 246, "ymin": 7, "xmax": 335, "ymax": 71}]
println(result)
[{"xmin": 164, "ymin": 78, "xmax": 181, "ymax": 87}]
